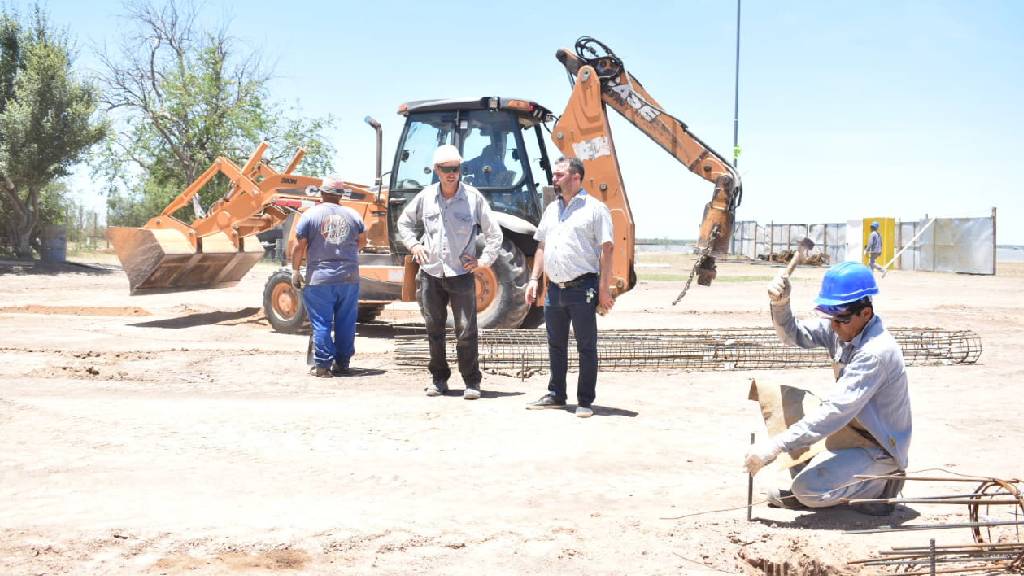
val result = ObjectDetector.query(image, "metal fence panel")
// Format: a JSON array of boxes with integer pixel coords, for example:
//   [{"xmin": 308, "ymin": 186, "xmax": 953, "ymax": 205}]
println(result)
[{"xmin": 921, "ymin": 217, "xmax": 994, "ymax": 274}]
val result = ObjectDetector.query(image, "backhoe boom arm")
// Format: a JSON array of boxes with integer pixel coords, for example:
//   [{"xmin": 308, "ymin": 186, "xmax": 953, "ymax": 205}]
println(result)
[{"xmin": 552, "ymin": 37, "xmax": 742, "ymax": 296}]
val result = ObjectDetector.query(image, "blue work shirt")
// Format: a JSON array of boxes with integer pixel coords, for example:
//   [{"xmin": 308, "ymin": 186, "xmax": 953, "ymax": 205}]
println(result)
[
  {"xmin": 295, "ymin": 203, "xmax": 364, "ymax": 285},
  {"xmin": 770, "ymin": 304, "xmax": 912, "ymax": 469},
  {"xmin": 867, "ymin": 231, "xmax": 883, "ymax": 255}
]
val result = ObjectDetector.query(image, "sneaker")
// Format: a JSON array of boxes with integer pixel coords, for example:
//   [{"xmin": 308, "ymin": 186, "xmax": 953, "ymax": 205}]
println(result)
[
  {"xmin": 526, "ymin": 394, "xmax": 567, "ymax": 410},
  {"xmin": 309, "ymin": 366, "xmax": 332, "ymax": 378},
  {"xmin": 575, "ymin": 405, "xmax": 594, "ymax": 418},
  {"xmin": 766, "ymin": 488, "xmax": 809, "ymax": 510},
  {"xmin": 425, "ymin": 381, "xmax": 448, "ymax": 397},
  {"xmin": 851, "ymin": 473, "xmax": 905, "ymax": 517},
  {"xmin": 330, "ymin": 362, "xmax": 351, "ymax": 377},
  {"xmin": 463, "ymin": 387, "xmax": 481, "ymax": 400}
]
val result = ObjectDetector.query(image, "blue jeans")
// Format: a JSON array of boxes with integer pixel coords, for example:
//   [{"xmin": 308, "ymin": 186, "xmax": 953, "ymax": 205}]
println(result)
[
  {"xmin": 544, "ymin": 275, "xmax": 599, "ymax": 406},
  {"xmin": 302, "ymin": 282, "xmax": 360, "ymax": 369}
]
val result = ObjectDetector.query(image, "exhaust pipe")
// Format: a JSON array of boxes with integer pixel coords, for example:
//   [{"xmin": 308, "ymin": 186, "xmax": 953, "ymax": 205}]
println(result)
[{"xmin": 364, "ymin": 116, "xmax": 383, "ymax": 201}]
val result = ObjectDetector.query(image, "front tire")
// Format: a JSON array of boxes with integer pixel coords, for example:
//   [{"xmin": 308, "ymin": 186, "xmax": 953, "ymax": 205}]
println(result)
[{"xmin": 263, "ymin": 269, "xmax": 307, "ymax": 333}]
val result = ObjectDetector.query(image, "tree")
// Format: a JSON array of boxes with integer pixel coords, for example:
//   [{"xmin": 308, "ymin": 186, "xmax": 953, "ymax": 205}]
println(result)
[
  {"xmin": 96, "ymin": 1, "xmax": 335, "ymax": 227},
  {"xmin": 0, "ymin": 6, "xmax": 106, "ymax": 258}
]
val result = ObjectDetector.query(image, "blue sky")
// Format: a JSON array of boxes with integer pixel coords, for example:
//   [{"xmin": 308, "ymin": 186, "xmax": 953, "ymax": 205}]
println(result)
[{"xmin": 48, "ymin": 0, "xmax": 1024, "ymax": 243}]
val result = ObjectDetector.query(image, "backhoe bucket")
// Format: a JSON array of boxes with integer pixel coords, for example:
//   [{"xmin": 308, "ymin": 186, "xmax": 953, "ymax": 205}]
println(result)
[{"xmin": 107, "ymin": 227, "xmax": 264, "ymax": 294}]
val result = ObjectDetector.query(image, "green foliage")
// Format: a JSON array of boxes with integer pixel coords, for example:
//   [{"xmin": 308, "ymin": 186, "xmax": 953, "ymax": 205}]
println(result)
[
  {"xmin": 96, "ymin": 1, "xmax": 335, "ymax": 227},
  {"xmin": 0, "ymin": 5, "xmax": 106, "ymax": 258}
]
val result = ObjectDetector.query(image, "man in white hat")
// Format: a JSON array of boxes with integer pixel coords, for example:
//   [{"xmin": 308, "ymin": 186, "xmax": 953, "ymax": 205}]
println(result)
[
  {"xmin": 291, "ymin": 175, "xmax": 366, "ymax": 377},
  {"xmin": 397, "ymin": 144, "xmax": 502, "ymax": 399}
]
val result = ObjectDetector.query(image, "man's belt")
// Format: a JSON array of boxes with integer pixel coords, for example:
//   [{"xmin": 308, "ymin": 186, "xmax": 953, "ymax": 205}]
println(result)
[{"xmin": 549, "ymin": 273, "xmax": 598, "ymax": 289}]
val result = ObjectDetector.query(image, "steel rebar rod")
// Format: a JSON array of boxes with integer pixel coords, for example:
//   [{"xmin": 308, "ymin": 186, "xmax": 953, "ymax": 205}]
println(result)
[
  {"xmin": 847, "ymin": 494, "xmax": 1024, "ymax": 502},
  {"xmin": 846, "ymin": 520, "xmax": 1024, "ymax": 534},
  {"xmin": 854, "ymin": 475, "xmax": 1021, "ymax": 483}
]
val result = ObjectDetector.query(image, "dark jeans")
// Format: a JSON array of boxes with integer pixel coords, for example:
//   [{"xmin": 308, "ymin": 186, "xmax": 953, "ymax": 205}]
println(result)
[
  {"xmin": 418, "ymin": 271, "xmax": 481, "ymax": 388},
  {"xmin": 544, "ymin": 275, "xmax": 599, "ymax": 406}
]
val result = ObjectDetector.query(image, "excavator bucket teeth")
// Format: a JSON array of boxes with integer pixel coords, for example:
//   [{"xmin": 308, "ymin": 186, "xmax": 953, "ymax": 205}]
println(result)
[{"xmin": 107, "ymin": 227, "xmax": 264, "ymax": 294}]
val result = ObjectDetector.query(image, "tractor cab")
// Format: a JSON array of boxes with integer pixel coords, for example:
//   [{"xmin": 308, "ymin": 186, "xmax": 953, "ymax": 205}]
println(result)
[{"xmin": 387, "ymin": 97, "xmax": 555, "ymax": 259}]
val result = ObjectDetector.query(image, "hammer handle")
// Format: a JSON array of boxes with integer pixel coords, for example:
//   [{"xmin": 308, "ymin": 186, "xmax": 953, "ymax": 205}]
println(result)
[{"xmin": 782, "ymin": 252, "xmax": 799, "ymax": 279}]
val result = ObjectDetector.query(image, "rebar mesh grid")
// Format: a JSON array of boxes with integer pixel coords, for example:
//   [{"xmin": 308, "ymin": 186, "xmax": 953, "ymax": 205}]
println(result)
[{"xmin": 394, "ymin": 327, "xmax": 981, "ymax": 377}]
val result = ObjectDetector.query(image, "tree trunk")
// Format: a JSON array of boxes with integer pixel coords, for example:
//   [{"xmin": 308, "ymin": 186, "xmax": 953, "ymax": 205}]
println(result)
[
  {"xmin": 1, "ymin": 180, "xmax": 37, "ymax": 260},
  {"xmin": 11, "ymin": 205, "xmax": 36, "ymax": 259},
  {"xmin": 13, "ymin": 222, "xmax": 33, "ymax": 259}
]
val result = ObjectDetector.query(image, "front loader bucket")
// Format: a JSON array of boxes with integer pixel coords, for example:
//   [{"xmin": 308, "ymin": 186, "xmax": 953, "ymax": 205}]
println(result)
[{"xmin": 107, "ymin": 227, "xmax": 264, "ymax": 294}]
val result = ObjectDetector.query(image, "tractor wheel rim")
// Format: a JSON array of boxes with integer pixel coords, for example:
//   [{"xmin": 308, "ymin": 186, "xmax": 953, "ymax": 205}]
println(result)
[
  {"xmin": 272, "ymin": 282, "xmax": 297, "ymax": 319},
  {"xmin": 474, "ymin": 268, "xmax": 497, "ymax": 311}
]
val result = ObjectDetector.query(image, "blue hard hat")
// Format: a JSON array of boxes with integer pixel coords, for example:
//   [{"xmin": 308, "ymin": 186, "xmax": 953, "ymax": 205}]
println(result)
[
  {"xmin": 814, "ymin": 261, "xmax": 879, "ymax": 308},
  {"xmin": 871, "ymin": 221, "xmax": 880, "ymax": 229}
]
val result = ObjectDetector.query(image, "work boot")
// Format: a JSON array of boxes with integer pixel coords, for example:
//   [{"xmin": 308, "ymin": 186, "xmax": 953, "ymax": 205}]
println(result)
[
  {"xmin": 309, "ymin": 366, "xmax": 332, "ymax": 378},
  {"xmin": 766, "ymin": 488, "xmax": 810, "ymax": 510},
  {"xmin": 526, "ymin": 394, "xmax": 567, "ymax": 410},
  {"xmin": 330, "ymin": 361, "xmax": 351, "ymax": 377},
  {"xmin": 851, "ymin": 473, "xmax": 906, "ymax": 517},
  {"xmin": 463, "ymin": 387, "xmax": 481, "ymax": 400},
  {"xmin": 425, "ymin": 381, "xmax": 448, "ymax": 397}
]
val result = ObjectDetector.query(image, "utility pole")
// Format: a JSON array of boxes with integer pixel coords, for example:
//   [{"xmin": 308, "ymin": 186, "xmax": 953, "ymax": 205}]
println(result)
[{"xmin": 732, "ymin": 0, "xmax": 742, "ymax": 168}]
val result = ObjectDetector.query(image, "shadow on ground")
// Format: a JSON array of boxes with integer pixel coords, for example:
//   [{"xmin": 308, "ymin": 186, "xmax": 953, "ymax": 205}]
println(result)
[
  {"xmin": 754, "ymin": 504, "xmax": 920, "ymax": 531},
  {"xmin": 131, "ymin": 307, "xmax": 262, "ymax": 329},
  {"xmin": 0, "ymin": 259, "xmax": 118, "ymax": 276}
]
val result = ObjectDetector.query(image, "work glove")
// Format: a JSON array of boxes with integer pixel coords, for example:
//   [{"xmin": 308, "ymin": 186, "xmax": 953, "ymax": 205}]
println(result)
[
  {"xmin": 291, "ymin": 270, "xmax": 304, "ymax": 290},
  {"xmin": 743, "ymin": 436, "xmax": 784, "ymax": 476},
  {"xmin": 767, "ymin": 274, "xmax": 791, "ymax": 305}
]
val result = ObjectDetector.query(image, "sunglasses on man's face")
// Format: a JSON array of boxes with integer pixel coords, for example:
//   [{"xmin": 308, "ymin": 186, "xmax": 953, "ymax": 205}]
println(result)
[
  {"xmin": 437, "ymin": 165, "xmax": 461, "ymax": 174},
  {"xmin": 830, "ymin": 313, "xmax": 856, "ymax": 325}
]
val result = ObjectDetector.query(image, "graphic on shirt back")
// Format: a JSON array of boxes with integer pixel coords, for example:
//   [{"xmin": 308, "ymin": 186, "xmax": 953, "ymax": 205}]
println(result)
[{"xmin": 320, "ymin": 214, "xmax": 350, "ymax": 245}]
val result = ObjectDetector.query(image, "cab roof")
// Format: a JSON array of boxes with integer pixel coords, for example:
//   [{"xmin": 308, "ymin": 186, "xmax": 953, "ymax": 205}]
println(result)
[{"xmin": 398, "ymin": 97, "xmax": 553, "ymax": 127}]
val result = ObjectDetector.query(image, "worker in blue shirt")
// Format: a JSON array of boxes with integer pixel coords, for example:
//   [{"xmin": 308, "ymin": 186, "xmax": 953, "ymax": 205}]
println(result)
[
  {"xmin": 744, "ymin": 262, "xmax": 912, "ymax": 515},
  {"xmin": 865, "ymin": 221, "xmax": 884, "ymax": 273},
  {"xmin": 291, "ymin": 176, "xmax": 367, "ymax": 377}
]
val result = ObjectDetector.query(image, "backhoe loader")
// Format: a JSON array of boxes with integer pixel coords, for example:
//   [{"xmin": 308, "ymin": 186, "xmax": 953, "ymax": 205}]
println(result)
[{"xmin": 107, "ymin": 37, "xmax": 741, "ymax": 331}]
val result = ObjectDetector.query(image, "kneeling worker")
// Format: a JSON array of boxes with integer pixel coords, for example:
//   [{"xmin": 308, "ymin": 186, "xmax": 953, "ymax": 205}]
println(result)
[{"xmin": 744, "ymin": 262, "xmax": 911, "ymax": 514}]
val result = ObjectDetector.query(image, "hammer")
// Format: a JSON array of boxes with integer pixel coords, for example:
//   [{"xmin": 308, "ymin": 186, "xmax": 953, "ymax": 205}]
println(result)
[{"xmin": 782, "ymin": 237, "xmax": 816, "ymax": 279}]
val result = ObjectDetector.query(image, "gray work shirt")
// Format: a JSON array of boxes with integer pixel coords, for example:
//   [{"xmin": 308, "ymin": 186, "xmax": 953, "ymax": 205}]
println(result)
[
  {"xmin": 867, "ymin": 231, "xmax": 882, "ymax": 255},
  {"xmin": 397, "ymin": 182, "xmax": 502, "ymax": 278},
  {"xmin": 770, "ymin": 304, "xmax": 912, "ymax": 469},
  {"xmin": 534, "ymin": 190, "xmax": 614, "ymax": 283}
]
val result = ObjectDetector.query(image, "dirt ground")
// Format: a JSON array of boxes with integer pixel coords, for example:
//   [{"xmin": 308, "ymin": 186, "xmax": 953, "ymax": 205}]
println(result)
[{"xmin": 1, "ymin": 255, "xmax": 1022, "ymax": 575}]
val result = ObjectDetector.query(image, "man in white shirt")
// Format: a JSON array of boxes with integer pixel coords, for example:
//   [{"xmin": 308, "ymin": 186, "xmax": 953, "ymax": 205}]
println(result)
[{"xmin": 524, "ymin": 157, "xmax": 614, "ymax": 418}]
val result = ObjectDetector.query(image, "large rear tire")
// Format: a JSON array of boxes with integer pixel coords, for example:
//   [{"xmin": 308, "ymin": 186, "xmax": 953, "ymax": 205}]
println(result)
[{"xmin": 263, "ymin": 269, "xmax": 307, "ymax": 333}]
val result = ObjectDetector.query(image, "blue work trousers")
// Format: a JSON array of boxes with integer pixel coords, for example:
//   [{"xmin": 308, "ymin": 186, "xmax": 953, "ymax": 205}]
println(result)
[
  {"xmin": 302, "ymin": 282, "xmax": 360, "ymax": 369},
  {"xmin": 544, "ymin": 276, "xmax": 599, "ymax": 407}
]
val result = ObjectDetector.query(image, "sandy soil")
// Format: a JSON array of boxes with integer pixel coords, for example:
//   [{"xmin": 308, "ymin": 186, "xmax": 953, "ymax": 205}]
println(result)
[{"xmin": 1, "ymin": 256, "xmax": 1022, "ymax": 575}]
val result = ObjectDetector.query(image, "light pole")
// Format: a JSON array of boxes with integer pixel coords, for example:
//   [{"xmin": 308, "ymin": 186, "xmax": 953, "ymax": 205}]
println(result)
[{"xmin": 732, "ymin": 0, "xmax": 742, "ymax": 168}]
